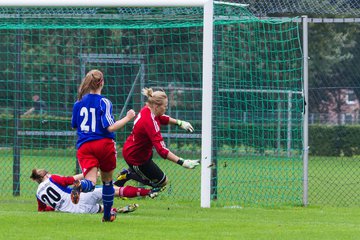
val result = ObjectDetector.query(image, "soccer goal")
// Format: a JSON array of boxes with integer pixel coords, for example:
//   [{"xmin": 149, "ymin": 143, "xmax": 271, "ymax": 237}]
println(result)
[{"xmin": 1, "ymin": 0, "xmax": 305, "ymax": 208}]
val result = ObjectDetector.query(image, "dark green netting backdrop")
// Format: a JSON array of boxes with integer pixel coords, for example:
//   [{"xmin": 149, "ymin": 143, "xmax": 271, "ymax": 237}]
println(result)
[{"xmin": 0, "ymin": 5, "xmax": 303, "ymax": 207}]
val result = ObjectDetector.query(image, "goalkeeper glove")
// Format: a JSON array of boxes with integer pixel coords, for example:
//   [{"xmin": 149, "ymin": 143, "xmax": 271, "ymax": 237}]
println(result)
[
  {"xmin": 176, "ymin": 119, "xmax": 194, "ymax": 133},
  {"xmin": 177, "ymin": 158, "xmax": 200, "ymax": 169}
]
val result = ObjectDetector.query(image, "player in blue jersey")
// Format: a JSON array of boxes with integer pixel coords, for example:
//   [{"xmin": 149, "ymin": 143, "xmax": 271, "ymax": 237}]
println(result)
[{"xmin": 71, "ymin": 69, "xmax": 136, "ymax": 222}]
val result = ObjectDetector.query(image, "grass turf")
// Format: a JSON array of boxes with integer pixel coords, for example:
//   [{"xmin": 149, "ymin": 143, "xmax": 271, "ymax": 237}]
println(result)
[
  {"xmin": 0, "ymin": 197, "xmax": 359, "ymax": 240},
  {"xmin": 3, "ymin": 152, "xmax": 360, "ymax": 206}
]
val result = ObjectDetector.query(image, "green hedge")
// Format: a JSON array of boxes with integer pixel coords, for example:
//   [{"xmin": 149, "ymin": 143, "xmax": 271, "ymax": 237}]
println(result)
[
  {"xmin": 184, "ymin": 123, "xmax": 360, "ymax": 157},
  {"xmin": 309, "ymin": 125, "xmax": 360, "ymax": 157},
  {"xmin": 1, "ymin": 114, "xmax": 74, "ymax": 148},
  {"xmin": 1, "ymin": 114, "xmax": 196, "ymax": 149},
  {"xmin": 3, "ymin": 115, "xmax": 360, "ymax": 156}
]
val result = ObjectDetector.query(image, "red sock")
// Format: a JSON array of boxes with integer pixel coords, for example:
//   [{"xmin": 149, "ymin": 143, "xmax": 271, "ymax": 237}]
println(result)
[{"xmin": 119, "ymin": 186, "xmax": 150, "ymax": 198}]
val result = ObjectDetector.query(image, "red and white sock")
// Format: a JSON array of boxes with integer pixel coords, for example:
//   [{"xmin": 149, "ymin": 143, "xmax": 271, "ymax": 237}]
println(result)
[{"xmin": 119, "ymin": 186, "xmax": 150, "ymax": 198}]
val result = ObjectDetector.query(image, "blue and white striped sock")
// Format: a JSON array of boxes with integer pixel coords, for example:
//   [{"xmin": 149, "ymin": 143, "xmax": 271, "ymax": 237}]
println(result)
[
  {"xmin": 80, "ymin": 179, "xmax": 95, "ymax": 192},
  {"xmin": 102, "ymin": 181, "xmax": 115, "ymax": 220}
]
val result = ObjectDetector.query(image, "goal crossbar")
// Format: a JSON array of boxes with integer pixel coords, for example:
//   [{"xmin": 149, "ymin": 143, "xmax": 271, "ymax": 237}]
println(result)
[{"xmin": 0, "ymin": 0, "xmax": 210, "ymax": 7}]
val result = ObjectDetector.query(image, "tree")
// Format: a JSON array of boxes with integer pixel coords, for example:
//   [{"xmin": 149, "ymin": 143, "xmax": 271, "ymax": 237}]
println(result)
[{"xmin": 308, "ymin": 22, "xmax": 358, "ymax": 124}]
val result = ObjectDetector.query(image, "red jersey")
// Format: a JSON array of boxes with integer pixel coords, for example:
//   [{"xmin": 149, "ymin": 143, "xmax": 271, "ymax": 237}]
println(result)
[{"xmin": 123, "ymin": 106, "xmax": 170, "ymax": 165}]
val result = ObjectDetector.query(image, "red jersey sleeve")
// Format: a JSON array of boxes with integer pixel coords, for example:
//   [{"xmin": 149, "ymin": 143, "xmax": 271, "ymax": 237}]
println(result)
[
  {"xmin": 37, "ymin": 198, "xmax": 55, "ymax": 212},
  {"xmin": 158, "ymin": 115, "xmax": 170, "ymax": 125},
  {"xmin": 50, "ymin": 174, "xmax": 76, "ymax": 187},
  {"xmin": 144, "ymin": 112, "xmax": 169, "ymax": 159}
]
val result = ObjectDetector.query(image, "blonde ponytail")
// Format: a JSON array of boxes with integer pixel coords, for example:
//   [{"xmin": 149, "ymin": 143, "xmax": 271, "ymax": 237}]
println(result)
[{"xmin": 142, "ymin": 87, "xmax": 167, "ymax": 106}]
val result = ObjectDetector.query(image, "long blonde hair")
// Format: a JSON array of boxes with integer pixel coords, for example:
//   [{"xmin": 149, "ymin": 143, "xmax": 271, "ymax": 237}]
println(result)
[
  {"xmin": 30, "ymin": 168, "xmax": 49, "ymax": 184},
  {"xmin": 142, "ymin": 87, "xmax": 167, "ymax": 107},
  {"xmin": 77, "ymin": 69, "xmax": 104, "ymax": 100}
]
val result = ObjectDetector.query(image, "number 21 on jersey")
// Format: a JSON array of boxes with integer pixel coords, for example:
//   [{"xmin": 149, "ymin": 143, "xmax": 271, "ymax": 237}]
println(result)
[{"xmin": 80, "ymin": 107, "xmax": 96, "ymax": 132}]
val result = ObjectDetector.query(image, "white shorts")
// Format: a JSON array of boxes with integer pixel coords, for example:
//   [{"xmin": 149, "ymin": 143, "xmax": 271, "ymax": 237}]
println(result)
[{"xmin": 71, "ymin": 187, "xmax": 102, "ymax": 214}]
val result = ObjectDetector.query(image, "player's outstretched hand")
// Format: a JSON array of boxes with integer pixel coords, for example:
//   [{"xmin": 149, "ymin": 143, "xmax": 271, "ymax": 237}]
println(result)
[
  {"xmin": 126, "ymin": 109, "xmax": 136, "ymax": 120},
  {"xmin": 182, "ymin": 159, "xmax": 200, "ymax": 169},
  {"xmin": 177, "ymin": 120, "xmax": 194, "ymax": 133}
]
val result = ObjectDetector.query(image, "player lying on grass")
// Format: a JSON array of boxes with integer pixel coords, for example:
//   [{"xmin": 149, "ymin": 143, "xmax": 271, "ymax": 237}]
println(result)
[{"xmin": 30, "ymin": 168, "xmax": 159, "ymax": 214}]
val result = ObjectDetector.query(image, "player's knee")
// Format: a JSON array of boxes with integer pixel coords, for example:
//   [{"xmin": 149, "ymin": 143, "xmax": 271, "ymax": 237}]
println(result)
[
  {"xmin": 162, "ymin": 177, "xmax": 169, "ymax": 186},
  {"xmin": 155, "ymin": 176, "xmax": 168, "ymax": 188}
]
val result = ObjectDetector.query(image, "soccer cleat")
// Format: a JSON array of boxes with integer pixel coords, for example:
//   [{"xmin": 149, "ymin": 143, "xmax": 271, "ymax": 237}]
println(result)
[
  {"xmin": 71, "ymin": 180, "xmax": 81, "ymax": 204},
  {"xmin": 148, "ymin": 187, "xmax": 164, "ymax": 199},
  {"xmin": 117, "ymin": 203, "xmax": 139, "ymax": 213},
  {"xmin": 117, "ymin": 169, "xmax": 129, "ymax": 181},
  {"xmin": 102, "ymin": 208, "xmax": 117, "ymax": 222},
  {"xmin": 113, "ymin": 169, "xmax": 129, "ymax": 187}
]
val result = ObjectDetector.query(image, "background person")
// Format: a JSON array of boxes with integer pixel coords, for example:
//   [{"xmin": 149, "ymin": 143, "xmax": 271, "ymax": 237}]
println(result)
[
  {"xmin": 71, "ymin": 69, "xmax": 136, "ymax": 222},
  {"xmin": 23, "ymin": 94, "xmax": 47, "ymax": 115}
]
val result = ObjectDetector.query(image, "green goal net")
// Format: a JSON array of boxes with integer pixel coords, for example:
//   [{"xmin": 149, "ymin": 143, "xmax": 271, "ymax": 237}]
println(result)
[
  {"xmin": 1, "ymin": 4, "xmax": 303, "ymax": 207},
  {"xmin": 213, "ymin": 17, "xmax": 304, "ymax": 206}
]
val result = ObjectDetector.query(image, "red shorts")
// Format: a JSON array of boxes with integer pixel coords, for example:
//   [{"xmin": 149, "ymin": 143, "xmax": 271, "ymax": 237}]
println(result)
[{"xmin": 76, "ymin": 138, "xmax": 117, "ymax": 177}]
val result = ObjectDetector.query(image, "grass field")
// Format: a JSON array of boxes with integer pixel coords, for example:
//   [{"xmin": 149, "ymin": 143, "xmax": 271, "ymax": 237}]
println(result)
[
  {"xmin": 2, "ymin": 148, "xmax": 360, "ymax": 206},
  {"xmin": 1, "ymin": 149, "xmax": 360, "ymax": 239},
  {"xmin": 0, "ymin": 196, "xmax": 359, "ymax": 240}
]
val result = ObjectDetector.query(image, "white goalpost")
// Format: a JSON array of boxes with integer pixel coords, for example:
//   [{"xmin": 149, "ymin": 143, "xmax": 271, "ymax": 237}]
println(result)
[{"xmin": 2, "ymin": 0, "xmax": 214, "ymax": 208}]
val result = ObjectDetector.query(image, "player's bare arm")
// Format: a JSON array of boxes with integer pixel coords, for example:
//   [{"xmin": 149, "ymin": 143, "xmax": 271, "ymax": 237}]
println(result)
[{"xmin": 107, "ymin": 109, "xmax": 135, "ymax": 132}]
